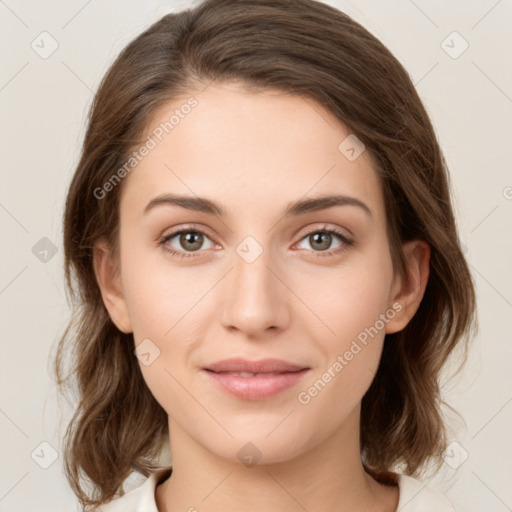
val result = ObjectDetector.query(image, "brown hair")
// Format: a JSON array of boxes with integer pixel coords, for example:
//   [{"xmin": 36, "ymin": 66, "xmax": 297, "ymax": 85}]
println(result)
[{"xmin": 53, "ymin": 0, "xmax": 477, "ymax": 508}]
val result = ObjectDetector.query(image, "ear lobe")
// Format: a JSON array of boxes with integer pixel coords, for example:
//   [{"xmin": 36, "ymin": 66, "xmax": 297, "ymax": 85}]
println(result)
[
  {"xmin": 93, "ymin": 239, "xmax": 133, "ymax": 334},
  {"xmin": 385, "ymin": 239, "xmax": 430, "ymax": 335}
]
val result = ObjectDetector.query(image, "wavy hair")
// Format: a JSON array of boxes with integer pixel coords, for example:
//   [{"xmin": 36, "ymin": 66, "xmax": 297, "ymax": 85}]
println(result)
[{"xmin": 53, "ymin": 0, "xmax": 478, "ymax": 508}]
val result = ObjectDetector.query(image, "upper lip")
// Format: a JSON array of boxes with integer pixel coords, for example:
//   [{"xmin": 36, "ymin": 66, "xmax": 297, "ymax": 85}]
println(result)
[{"xmin": 205, "ymin": 357, "xmax": 308, "ymax": 373}]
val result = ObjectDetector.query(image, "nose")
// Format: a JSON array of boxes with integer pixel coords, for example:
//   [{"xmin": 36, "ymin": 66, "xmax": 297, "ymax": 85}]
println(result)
[{"xmin": 220, "ymin": 241, "xmax": 290, "ymax": 338}]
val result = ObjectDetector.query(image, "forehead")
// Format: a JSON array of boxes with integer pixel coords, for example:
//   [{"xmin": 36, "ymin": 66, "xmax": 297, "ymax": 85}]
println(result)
[{"xmin": 120, "ymin": 83, "xmax": 385, "ymax": 223}]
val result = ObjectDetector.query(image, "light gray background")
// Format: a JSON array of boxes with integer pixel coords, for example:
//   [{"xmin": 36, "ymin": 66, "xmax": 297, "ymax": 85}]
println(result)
[{"xmin": 1, "ymin": 0, "xmax": 511, "ymax": 511}]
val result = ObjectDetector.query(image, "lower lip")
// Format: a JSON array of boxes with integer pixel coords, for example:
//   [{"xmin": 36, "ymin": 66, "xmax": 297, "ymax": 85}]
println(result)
[{"xmin": 203, "ymin": 369, "xmax": 310, "ymax": 400}]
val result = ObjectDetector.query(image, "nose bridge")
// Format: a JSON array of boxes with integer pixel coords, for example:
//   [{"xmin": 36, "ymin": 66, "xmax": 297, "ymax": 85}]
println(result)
[{"xmin": 220, "ymin": 234, "xmax": 288, "ymax": 335}]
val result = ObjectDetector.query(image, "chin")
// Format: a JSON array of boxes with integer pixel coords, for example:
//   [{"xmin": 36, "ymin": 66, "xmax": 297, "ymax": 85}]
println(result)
[{"xmin": 196, "ymin": 426, "xmax": 312, "ymax": 467}]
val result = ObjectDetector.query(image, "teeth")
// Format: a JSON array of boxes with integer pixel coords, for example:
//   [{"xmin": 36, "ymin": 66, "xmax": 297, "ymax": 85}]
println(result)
[{"xmin": 220, "ymin": 371, "xmax": 281, "ymax": 377}]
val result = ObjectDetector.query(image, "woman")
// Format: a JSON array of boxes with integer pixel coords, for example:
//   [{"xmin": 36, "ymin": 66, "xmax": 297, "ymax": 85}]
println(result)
[{"xmin": 54, "ymin": 0, "xmax": 477, "ymax": 510}]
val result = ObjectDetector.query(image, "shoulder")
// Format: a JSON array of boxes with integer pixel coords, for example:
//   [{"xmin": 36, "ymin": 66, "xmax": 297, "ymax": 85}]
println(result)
[
  {"xmin": 397, "ymin": 473, "xmax": 458, "ymax": 511},
  {"xmin": 93, "ymin": 466, "xmax": 172, "ymax": 512}
]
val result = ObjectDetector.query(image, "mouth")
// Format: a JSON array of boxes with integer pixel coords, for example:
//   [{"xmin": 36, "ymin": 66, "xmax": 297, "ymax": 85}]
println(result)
[
  {"xmin": 209, "ymin": 371, "xmax": 297, "ymax": 377},
  {"xmin": 202, "ymin": 358, "xmax": 310, "ymax": 400}
]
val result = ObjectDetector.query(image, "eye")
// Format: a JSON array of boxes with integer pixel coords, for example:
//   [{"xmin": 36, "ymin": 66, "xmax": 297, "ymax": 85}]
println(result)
[
  {"xmin": 294, "ymin": 225, "xmax": 353, "ymax": 257},
  {"xmin": 159, "ymin": 227, "xmax": 215, "ymax": 259},
  {"xmin": 159, "ymin": 224, "xmax": 354, "ymax": 260}
]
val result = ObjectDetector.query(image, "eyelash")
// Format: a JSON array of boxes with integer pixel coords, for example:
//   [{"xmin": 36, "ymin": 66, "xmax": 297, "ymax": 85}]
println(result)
[{"xmin": 158, "ymin": 224, "xmax": 354, "ymax": 260}]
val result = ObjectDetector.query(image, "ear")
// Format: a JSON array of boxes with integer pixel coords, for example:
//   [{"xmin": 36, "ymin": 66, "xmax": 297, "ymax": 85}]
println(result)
[
  {"xmin": 93, "ymin": 238, "xmax": 133, "ymax": 334},
  {"xmin": 385, "ymin": 239, "xmax": 430, "ymax": 334}
]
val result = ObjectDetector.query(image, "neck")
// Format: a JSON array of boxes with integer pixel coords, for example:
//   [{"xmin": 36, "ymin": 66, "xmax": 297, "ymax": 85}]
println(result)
[{"xmin": 155, "ymin": 407, "xmax": 399, "ymax": 512}]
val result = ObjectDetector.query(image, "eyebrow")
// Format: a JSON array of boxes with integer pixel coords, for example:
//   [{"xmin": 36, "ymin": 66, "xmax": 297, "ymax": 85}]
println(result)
[{"xmin": 143, "ymin": 193, "xmax": 372, "ymax": 218}]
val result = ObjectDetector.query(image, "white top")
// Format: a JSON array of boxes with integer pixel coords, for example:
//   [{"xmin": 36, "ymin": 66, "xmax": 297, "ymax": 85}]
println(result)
[{"xmin": 95, "ymin": 466, "xmax": 457, "ymax": 512}]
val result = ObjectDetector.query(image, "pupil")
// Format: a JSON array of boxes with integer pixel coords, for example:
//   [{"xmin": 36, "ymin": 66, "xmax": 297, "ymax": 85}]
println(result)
[
  {"xmin": 312, "ymin": 232, "xmax": 330, "ymax": 250},
  {"xmin": 182, "ymin": 232, "xmax": 202, "ymax": 250}
]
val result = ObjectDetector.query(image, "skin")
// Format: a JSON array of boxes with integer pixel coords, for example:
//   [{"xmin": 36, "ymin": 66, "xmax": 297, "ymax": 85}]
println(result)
[{"xmin": 94, "ymin": 82, "xmax": 430, "ymax": 512}]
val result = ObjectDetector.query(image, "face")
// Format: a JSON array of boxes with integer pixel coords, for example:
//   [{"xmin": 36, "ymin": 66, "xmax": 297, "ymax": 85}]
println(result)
[{"xmin": 97, "ymin": 82, "xmax": 419, "ymax": 465}]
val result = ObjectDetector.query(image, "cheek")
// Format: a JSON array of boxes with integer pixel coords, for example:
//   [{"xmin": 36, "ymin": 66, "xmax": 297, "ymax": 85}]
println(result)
[
  {"xmin": 119, "ymin": 240, "xmax": 196, "ymax": 337},
  {"xmin": 119, "ymin": 248, "xmax": 206, "ymax": 414},
  {"xmin": 296, "ymin": 280, "xmax": 392, "ymax": 428},
  {"xmin": 302, "ymin": 253, "xmax": 394, "ymax": 344},
  {"xmin": 297, "ymin": 245, "xmax": 394, "ymax": 395}
]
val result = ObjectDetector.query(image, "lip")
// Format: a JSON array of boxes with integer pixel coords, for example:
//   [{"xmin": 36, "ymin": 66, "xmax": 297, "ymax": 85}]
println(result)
[
  {"xmin": 203, "ymin": 358, "xmax": 310, "ymax": 400},
  {"xmin": 205, "ymin": 357, "xmax": 307, "ymax": 374}
]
